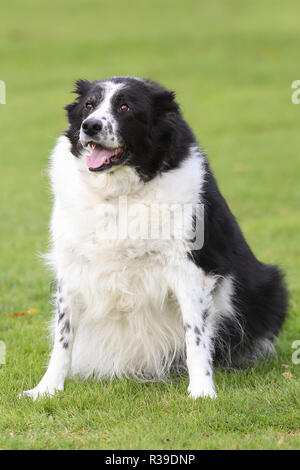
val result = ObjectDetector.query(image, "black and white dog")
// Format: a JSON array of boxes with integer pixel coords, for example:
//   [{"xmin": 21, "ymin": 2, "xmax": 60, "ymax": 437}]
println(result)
[{"xmin": 22, "ymin": 76, "xmax": 287, "ymax": 400}]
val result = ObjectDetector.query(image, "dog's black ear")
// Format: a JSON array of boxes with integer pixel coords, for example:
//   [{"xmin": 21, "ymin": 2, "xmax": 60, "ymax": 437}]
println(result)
[
  {"xmin": 64, "ymin": 79, "xmax": 92, "ymax": 118},
  {"xmin": 153, "ymin": 89, "xmax": 179, "ymax": 115},
  {"xmin": 73, "ymin": 79, "xmax": 92, "ymax": 97}
]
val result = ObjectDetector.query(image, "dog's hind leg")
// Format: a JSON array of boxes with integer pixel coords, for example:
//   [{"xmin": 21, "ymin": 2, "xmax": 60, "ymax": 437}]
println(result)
[
  {"xmin": 165, "ymin": 262, "xmax": 217, "ymax": 399},
  {"xmin": 20, "ymin": 282, "xmax": 76, "ymax": 400}
]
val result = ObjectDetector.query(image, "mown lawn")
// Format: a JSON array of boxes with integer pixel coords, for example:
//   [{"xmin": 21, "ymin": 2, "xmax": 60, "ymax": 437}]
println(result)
[{"xmin": 0, "ymin": 0, "xmax": 300, "ymax": 450}]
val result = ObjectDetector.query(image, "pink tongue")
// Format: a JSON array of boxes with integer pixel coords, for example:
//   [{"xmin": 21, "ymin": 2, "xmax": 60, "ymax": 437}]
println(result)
[{"xmin": 86, "ymin": 146, "xmax": 115, "ymax": 169}]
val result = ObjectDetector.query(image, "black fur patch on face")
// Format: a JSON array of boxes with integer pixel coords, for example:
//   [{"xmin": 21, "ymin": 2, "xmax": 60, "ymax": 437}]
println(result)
[{"xmin": 64, "ymin": 77, "xmax": 196, "ymax": 181}]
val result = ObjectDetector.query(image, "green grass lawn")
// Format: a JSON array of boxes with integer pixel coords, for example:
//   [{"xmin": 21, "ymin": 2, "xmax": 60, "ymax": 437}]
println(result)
[{"xmin": 1, "ymin": 0, "xmax": 300, "ymax": 450}]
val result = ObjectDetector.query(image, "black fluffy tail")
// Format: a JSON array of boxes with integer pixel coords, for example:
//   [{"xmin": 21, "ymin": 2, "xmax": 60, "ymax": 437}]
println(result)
[{"xmin": 214, "ymin": 263, "xmax": 288, "ymax": 368}]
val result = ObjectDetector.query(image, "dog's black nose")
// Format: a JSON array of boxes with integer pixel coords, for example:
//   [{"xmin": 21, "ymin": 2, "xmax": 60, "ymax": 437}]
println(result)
[{"xmin": 82, "ymin": 118, "xmax": 102, "ymax": 136}]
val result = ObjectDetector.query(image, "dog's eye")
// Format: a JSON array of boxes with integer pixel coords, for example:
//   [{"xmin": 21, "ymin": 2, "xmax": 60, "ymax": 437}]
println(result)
[
  {"xmin": 85, "ymin": 102, "xmax": 94, "ymax": 111},
  {"xmin": 120, "ymin": 104, "xmax": 129, "ymax": 112}
]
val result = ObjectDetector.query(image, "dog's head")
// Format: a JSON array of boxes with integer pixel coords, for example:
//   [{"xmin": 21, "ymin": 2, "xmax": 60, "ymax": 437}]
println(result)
[{"xmin": 65, "ymin": 77, "xmax": 194, "ymax": 181}]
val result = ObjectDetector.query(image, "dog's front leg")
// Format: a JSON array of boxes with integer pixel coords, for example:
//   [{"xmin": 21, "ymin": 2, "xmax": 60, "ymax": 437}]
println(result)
[
  {"xmin": 166, "ymin": 263, "xmax": 217, "ymax": 399},
  {"xmin": 21, "ymin": 284, "xmax": 75, "ymax": 400}
]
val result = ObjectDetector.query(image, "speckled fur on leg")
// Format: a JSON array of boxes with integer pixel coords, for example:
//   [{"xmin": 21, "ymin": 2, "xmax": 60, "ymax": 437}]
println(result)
[{"xmin": 20, "ymin": 283, "xmax": 75, "ymax": 400}]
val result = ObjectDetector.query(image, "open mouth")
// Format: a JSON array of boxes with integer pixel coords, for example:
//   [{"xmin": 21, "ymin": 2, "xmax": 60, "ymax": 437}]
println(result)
[{"xmin": 85, "ymin": 142, "xmax": 127, "ymax": 172}]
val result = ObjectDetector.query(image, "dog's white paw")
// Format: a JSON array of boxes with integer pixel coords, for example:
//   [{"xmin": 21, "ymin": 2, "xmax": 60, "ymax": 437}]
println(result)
[
  {"xmin": 19, "ymin": 383, "xmax": 63, "ymax": 401},
  {"xmin": 188, "ymin": 382, "xmax": 217, "ymax": 399}
]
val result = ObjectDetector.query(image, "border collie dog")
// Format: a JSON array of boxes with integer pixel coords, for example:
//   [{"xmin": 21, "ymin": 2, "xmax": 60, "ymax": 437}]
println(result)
[{"xmin": 22, "ymin": 77, "xmax": 287, "ymax": 400}]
